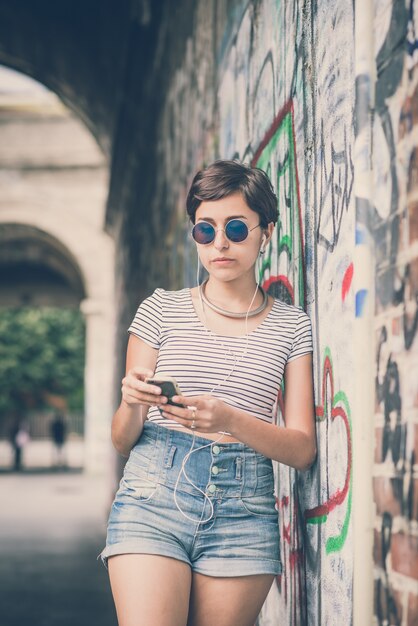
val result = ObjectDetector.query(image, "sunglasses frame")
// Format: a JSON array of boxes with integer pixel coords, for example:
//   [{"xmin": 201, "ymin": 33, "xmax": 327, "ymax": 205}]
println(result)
[{"xmin": 191, "ymin": 219, "xmax": 261, "ymax": 245}]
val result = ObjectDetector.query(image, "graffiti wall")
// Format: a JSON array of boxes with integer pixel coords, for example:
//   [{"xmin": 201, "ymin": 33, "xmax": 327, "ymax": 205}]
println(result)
[
  {"xmin": 355, "ymin": 1, "xmax": 418, "ymax": 623},
  {"xmin": 155, "ymin": 1, "xmax": 355, "ymax": 624}
]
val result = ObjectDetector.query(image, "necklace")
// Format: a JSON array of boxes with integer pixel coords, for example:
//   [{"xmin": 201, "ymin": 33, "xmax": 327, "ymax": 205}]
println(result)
[
  {"xmin": 196, "ymin": 280, "xmax": 260, "ymax": 436},
  {"xmin": 200, "ymin": 278, "xmax": 268, "ymax": 318},
  {"xmin": 197, "ymin": 281, "xmax": 259, "ymax": 391}
]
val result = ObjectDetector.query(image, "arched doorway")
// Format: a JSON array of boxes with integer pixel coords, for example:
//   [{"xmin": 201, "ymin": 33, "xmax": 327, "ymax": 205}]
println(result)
[{"xmin": 0, "ymin": 66, "xmax": 115, "ymax": 475}]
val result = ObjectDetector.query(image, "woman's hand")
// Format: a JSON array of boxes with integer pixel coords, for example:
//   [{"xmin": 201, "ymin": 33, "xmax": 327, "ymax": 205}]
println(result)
[
  {"xmin": 160, "ymin": 394, "xmax": 232, "ymax": 432},
  {"xmin": 121, "ymin": 366, "xmax": 168, "ymax": 409}
]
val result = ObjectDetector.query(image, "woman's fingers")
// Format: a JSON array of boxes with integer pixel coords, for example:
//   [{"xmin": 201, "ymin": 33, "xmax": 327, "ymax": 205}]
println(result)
[
  {"xmin": 123, "ymin": 374, "xmax": 163, "ymax": 397},
  {"xmin": 172, "ymin": 395, "xmax": 203, "ymax": 407},
  {"xmin": 126, "ymin": 397, "xmax": 166, "ymax": 407},
  {"xmin": 122, "ymin": 385, "xmax": 167, "ymax": 406},
  {"xmin": 123, "ymin": 392, "xmax": 154, "ymax": 407},
  {"xmin": 138, "ymin": 381, "xmax": 164, "ymax": 395},
  {"xmin": 160, "ymin": 409, "xmax": 193, "ymax": 425},
  {"xmin": 120, "ymin": 367, "xmax": 170, "ymax": 408},
  {"xmin": 125, "ymin": 367, "xmax": 159, "ymax": 390},
  {"xmin": 165, "ymin": 396, "xmax": 208, "ymax": 420},
  {"xmin": 161, "ymin": 407, "xmax": 211, "ymax": 431},
  {"xmin": 162, "ymin": 403, "xmax": 196, "ymax": 421}
]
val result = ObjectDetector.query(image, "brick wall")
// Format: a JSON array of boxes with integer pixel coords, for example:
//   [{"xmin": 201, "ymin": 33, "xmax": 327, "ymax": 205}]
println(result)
[{"xmin": 355, "ymin": 1, "xmax": 418, "ymax": 624}]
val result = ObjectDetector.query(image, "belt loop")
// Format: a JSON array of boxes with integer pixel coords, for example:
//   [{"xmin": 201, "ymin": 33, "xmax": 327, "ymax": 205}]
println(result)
[
  {"xmin": 164, "ymin": 445, "xmax": 177, "ymax": 468},
  {"xmin": 235, "ymin": 456, "xmax": 242, "ymax": 480}
]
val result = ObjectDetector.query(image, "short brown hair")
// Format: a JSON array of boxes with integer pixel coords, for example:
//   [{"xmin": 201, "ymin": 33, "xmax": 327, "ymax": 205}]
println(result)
[{"xmin": 186, "ymin": 160, "xmax": 278, "ymax": 227}]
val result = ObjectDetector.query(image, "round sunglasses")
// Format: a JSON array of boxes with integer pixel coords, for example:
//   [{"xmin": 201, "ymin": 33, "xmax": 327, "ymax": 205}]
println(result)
[{"xmin": 192, "ymin": 219, "xmax": 260, "ymax": 244}]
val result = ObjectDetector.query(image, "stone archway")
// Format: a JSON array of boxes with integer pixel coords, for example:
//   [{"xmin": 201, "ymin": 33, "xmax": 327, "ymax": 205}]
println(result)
[
  {"xmin": 0, "ymin": 220, "xmax": 115, "ymax": 475},
  {"xmin": 0, "ymin": 67, "xmax": 115, "ymax": 474},
  {"xmin": 0, "ymin": 222, "xmax": 86, "ymax": 306}
]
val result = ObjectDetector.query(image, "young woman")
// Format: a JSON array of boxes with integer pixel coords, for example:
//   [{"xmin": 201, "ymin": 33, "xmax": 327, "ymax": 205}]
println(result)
[{"xmin": 99, "ymin": 160, "xmax": 316, "ymax": 626}]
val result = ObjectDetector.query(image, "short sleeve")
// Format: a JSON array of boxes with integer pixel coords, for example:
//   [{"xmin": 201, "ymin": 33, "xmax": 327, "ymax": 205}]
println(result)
[
  {"xmin": 287, "ymin": 308, "xmax": 313, "ymax": 363},
  {"xmin": 127, "ymin": 288, "xmax": 164, "ymax": 349}
]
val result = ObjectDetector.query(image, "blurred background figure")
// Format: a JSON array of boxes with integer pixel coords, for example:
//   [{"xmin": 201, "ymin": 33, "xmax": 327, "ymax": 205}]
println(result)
[
  {"xmin": 9, "ymin": 417, "xmax": 30, "ymax": 471},
  {"xmin": 50, "ymin": 413, "xmax": 67, "ymax": 468}
]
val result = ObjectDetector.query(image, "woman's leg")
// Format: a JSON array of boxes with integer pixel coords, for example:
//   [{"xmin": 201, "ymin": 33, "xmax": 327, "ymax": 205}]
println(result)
[
  {"xmin": 108, "ymin": 554, "xmax": 192, "ymax": 626},
  {"xmin": 186, "ymin": 572, "xmax": 275, "ymax": 626}
]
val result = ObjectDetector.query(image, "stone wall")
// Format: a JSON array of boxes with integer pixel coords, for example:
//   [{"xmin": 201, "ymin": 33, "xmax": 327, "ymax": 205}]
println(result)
[
  {"xmin": 151, "ymin": 1, "xmax": 355, "ymax": 624},
  {"xmin": 143, "ymin": 0, "xmax": 418, "ymax": 623}
]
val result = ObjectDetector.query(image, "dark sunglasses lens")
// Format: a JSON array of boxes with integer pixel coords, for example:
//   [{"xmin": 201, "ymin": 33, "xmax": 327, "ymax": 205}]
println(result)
[
  {"xmin": 225, "ymin": 219, "xmax": 249, "ymax": 242},
  {"xmin": 192, "ymin": 222, "xmax": 215, "ymax": 244}
]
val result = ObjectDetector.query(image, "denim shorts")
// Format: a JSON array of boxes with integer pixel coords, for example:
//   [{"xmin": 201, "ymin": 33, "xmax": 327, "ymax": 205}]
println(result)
[{"xmin": 98, "ymin": 421, "xmax": 282, "ymax": 577}]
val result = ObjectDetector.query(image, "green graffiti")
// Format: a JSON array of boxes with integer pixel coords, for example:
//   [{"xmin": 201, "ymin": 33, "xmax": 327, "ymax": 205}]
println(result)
[
  {"xmin": 305, "ymin": 384, "xmax": 353, "ymax": 555},
  {"xmin": 308, "ymin": 515, "xmax": 328, "ymax": 525},
  {"xmin": 326, "ymin": 477, "xmax": 352, "ymax": 554},
  {"xmin": 326, "ymin": 390, "xmax": 352, "ymax": 553},
  {"xmin": 255, "ymin": 108, "xmax": 305, "ymax": 304}
]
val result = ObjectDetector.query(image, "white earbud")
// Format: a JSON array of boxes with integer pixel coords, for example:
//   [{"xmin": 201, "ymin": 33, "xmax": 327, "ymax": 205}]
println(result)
[{"xmin": 260, "ymin": 234, "xmax": 267, "ymax": 254}]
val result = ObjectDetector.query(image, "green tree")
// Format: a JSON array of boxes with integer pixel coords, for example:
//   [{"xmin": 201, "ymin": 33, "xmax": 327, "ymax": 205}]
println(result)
[{"xmin": 0, "ymin": 307, "xmax": 85, "ymax": 419}]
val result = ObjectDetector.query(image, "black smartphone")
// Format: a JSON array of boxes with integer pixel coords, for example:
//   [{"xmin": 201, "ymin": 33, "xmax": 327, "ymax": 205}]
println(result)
[{"xmin": 146, "ymin": 375, "xmax": 185, "ymax": 408}]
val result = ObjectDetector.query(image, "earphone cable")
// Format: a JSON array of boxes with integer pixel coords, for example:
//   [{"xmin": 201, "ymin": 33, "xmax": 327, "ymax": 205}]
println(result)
[{"xmin": 170, "ymin": 256, "xmax": 260, "ymax": 525}]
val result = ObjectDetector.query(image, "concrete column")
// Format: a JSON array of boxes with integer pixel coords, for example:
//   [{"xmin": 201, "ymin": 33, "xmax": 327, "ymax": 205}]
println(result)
[
  {"xmin": 80, "ymin": 297, "xmax": 115, "ymax": 476},
  {"xmin": 353, "ymin": 0, "xmax": 376, "ymax": 622}
]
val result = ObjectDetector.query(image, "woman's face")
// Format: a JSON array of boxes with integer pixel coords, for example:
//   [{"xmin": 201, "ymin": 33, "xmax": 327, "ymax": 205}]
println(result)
[{"xmin": 193, "ymin": 192, "xmax": 272, "ymax": 282}]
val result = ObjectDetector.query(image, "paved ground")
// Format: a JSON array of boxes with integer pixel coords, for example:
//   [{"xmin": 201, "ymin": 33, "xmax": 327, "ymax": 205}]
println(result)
[
  {"xmin": 0, "ymin": 439, "xmax": 84, "ymax": 471},
  {"xmin": 0, "ymin": 469, "xmax": 117, "ymax": 626}
]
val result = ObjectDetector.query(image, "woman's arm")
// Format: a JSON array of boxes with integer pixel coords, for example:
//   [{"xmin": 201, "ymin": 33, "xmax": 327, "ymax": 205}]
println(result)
[
  {"xmin": 111, "ymin": 335, "xmax": 166, "ymax": 457},
  {"xmin": 164, "ymin": 352, "xmax": 316, "ymax": 471},
  {"xmin": 226, "ymin": 353, "xmax": 316, "ymax": 470}
]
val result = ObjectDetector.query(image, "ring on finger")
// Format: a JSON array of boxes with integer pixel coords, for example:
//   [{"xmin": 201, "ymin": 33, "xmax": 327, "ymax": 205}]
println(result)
[{"xmin": 190, "ymin": 408, "xmax": 197, "ymax": 429}]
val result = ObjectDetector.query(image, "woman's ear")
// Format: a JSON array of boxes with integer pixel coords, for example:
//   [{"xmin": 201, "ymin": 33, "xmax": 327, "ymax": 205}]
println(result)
[{"xmin": 264, "ymin": 222, "xmax": 275, "ymax": 247}]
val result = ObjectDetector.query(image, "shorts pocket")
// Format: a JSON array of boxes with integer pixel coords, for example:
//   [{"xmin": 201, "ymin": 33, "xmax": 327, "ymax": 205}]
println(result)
[
  {"xmin": 239, "ymin": 492, "xmax": 278, "ymax": 518},
  {"xmin": 120, "ymin": 472, "xmax": 159, "ymax": 502},
  {"xmin": 255, "ymin": 455, "xmax": 274, "ymax": 479},
  {"xmin": 129, "ymin": 438, "xmax": 155, "ymax": 466}
]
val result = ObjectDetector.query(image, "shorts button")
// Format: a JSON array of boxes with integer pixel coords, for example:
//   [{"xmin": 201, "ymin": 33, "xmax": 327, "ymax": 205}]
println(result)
[
  {"xmin": 211, "ymin": 466, "xmax": 219, "ymax": 475},
  {"xmin": 212, "ymin": 445, "xmax": 220, "ymax": 455},
  {"xmin": 208, "ymin": 483, "xmax": 216, "ymax": 493}
]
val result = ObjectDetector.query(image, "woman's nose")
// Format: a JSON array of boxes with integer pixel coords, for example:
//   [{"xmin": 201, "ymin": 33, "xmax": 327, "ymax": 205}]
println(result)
[{"xmin": 213, "ymin": 228, "xmax": 229, "ymax": 250}]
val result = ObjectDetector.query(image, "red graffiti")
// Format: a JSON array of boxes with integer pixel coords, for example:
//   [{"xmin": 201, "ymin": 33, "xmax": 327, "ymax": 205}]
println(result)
[
  {"xmin": 262, "ymin": 274, "xmax": 295, "ymax": 302},
  {"xmin": 305, "ymin": 354, "xmax": 352, "ymax": 520},
  {"xmin": 277, "ymin": 485, "xmax": 305, "ymax": 616},
  {"xmin": 341, "ymin": 262, "xmax": 353, "ymax": 302}
]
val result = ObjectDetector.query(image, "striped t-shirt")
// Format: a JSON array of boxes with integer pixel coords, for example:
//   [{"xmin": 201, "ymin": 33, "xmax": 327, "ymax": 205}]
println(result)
[{"xmin": 128, "ymin": 288, "xmax": 313, "ymax": 428}]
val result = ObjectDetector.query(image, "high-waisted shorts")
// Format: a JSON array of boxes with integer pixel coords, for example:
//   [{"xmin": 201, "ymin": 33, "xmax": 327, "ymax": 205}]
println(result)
[{"xmin": 98, "ymin": 421, "xmax": 282, "ymax": 577}]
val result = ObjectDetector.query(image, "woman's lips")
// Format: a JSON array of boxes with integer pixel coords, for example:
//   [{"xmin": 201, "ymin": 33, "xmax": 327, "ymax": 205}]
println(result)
[{"xmin": 211, "ymin": 258, "xmax": 235, "ymax": 264}]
